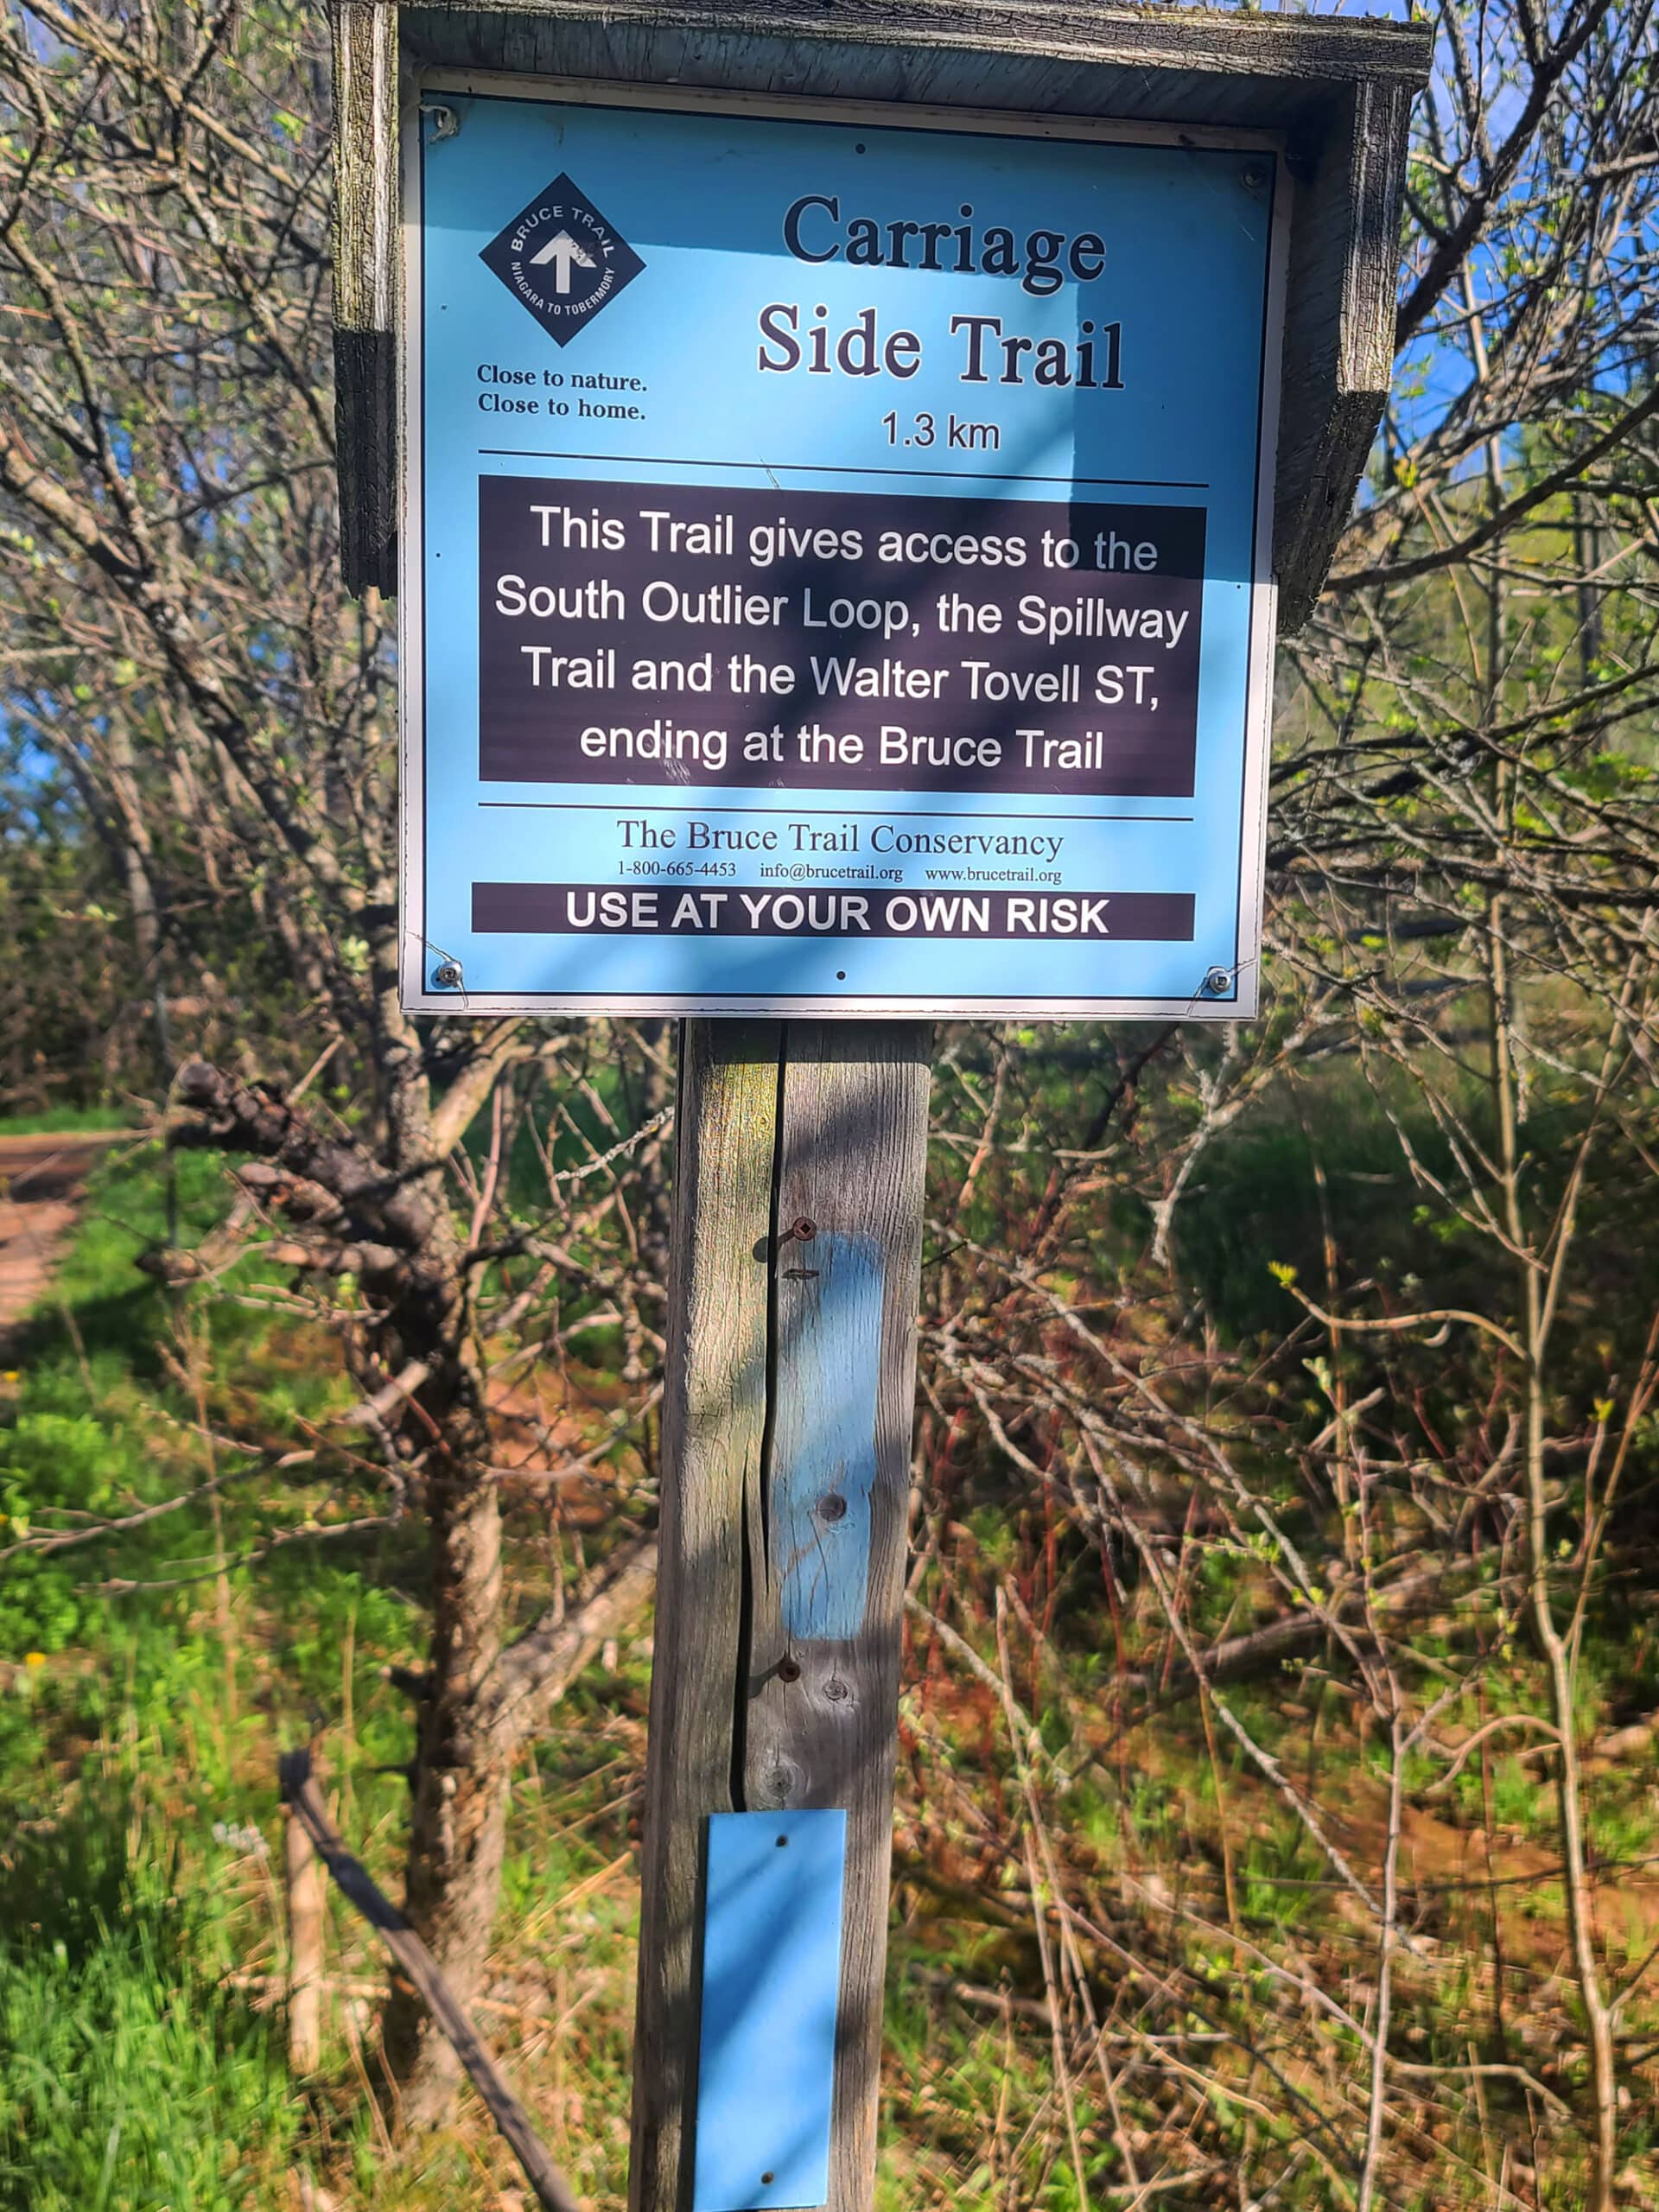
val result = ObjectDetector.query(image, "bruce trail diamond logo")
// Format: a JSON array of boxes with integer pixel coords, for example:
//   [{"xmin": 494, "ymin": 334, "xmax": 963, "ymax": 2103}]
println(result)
[{"xmin": 480, "ymin": 173, "xmax": 644, "ymax": 346}]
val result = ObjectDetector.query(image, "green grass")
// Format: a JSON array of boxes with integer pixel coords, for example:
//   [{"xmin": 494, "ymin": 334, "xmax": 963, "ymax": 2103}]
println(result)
[
  {"xmin": 0, "ymin": 1135, "xmax": 655, "ymax": 2209},
  {"xmin": 0, "ymin": 1789, "xmax": 300, "ymax": 2211},
  {"xmin": 0, "ymin": 1106, "xmax": 140, "ymax": 1136}
]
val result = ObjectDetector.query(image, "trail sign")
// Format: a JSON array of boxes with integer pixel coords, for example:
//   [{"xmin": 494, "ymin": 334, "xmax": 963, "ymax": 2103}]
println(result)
[
  {"xmin": 330, "ymin": 11, "xmax": 1431, "ymax": 2212},
  {"xmin": 401, "ymin": 84, "xmax": 1287, "ymax": 1019}
]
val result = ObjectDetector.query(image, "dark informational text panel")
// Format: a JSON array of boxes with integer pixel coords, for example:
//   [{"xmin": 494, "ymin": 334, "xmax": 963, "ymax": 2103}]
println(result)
[{"xmin": 479, "ymin": 477, "xmax": 1205, "ymax": 797}]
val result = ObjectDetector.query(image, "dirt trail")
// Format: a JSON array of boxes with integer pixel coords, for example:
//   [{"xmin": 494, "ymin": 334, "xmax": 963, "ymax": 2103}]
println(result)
[{"xmin": 0, "ymin": 1132, "xmax": 128, "ymax": 1348}]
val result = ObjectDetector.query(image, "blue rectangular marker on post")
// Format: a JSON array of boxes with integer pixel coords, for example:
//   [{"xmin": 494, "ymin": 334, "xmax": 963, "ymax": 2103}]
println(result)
[{"xmin": 693, "ymin": 1808, "xmax": 848, "ymax": 2212}]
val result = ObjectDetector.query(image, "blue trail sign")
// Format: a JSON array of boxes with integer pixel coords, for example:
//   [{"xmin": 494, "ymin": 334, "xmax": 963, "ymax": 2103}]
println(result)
[{"xmin": 401, "ymin": 80, "xmax": 1287, "ymax": 1018}]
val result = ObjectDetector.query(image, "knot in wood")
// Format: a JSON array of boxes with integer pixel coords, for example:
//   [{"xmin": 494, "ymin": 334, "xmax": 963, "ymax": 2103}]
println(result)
[{"xmin": 753, "ymin": 1753, "xmax": 804, "ymax": 1808}]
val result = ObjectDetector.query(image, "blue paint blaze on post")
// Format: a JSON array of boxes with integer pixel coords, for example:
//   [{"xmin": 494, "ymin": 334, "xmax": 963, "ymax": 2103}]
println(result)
[
  {"xmin": 772, "ymin": 1231, "xmax": 882, "ymax": 1643},
  {"xmin": 692, "ymin": 1809, "xmax": 849, "ymax": 2212}
]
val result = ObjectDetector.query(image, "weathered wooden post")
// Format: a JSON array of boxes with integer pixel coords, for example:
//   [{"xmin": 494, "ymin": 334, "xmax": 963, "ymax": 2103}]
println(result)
[
  {"xmin": 285, "ymin": 1770, "xmax": 327, "ymax": 2075},
  {"xmin": 328, "ymin": 5, "xmax": 1429, "ymax": 2204},
  {"xmin": 631, "ymin": 1020, "xmax": 931, "ymax": 2210}
]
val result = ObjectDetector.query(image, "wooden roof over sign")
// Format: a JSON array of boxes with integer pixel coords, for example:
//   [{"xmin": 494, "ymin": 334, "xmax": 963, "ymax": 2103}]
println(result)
[{"xmin": 328, "ymin": 0, "xmax": 1433, "ymax": 629}]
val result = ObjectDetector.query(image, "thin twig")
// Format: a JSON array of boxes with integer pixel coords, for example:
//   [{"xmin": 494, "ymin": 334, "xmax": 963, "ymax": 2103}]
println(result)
[{"xmin": 278, "ymin": 1747, "xmax": 583, "ymax": 2212}]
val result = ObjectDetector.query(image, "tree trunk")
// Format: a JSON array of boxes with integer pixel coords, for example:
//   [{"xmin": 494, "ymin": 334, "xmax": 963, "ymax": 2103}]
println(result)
[
  {"xmin": 164, "ymin": 1042, "xmax": 521, "ymax": 2133},
  {"xmin": 372, "ymin": 985, "xmax": 516, "ymax": 2127},
  {"xmin": 162, "ymin": 1038, "xmax": 652, "ymax": 2137},
  {"xmin": 380, "ymin": 1441, "xmax": 511, "ymax": 2125}
]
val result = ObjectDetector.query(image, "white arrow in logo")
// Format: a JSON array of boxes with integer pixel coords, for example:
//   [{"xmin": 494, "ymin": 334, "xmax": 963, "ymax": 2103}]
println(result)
[{"xmin": 530, "ymin": 228, "xmax": 596, "ymax": 295}]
